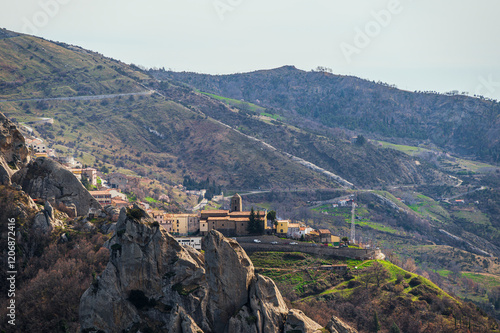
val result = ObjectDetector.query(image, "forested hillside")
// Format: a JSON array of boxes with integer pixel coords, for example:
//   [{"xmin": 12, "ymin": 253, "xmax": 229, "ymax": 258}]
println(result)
[{"xmin": 155, "ymin": 66, "xmax": 500, "ymax": 163}]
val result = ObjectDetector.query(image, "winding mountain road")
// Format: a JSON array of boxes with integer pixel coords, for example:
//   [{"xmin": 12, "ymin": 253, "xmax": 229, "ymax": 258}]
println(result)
[{"xmin": 0, "ymin": 90, "xmax": 154, "ymax": 103}]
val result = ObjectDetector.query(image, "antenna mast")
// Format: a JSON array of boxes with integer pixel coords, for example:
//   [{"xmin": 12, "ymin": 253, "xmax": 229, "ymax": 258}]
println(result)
[{"xmin": 350, "ymin": 200, "xmax": 356, "ymax": 244}]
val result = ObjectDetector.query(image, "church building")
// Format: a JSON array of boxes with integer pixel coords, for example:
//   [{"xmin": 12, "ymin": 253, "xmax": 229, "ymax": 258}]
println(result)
[{"xmin": 199, "ymin": 194, "xmax": 266, "ymax": 236}]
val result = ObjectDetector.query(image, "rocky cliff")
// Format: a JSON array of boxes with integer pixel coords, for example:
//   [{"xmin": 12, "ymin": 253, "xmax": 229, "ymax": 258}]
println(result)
[
  {"xmin": 79, "ymin": 208, "xmax": 357, "ymax": 333},
  {"xmin": 0, "ymin": 112, "xmax": 29, "ymax": 185},
  {"xmin": 12, "ymin": 157, "xmax": 101, "ymax": 217}
]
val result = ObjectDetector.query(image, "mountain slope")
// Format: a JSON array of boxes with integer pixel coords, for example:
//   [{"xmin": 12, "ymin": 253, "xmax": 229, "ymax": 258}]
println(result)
[
  {"xmin": 147, "ymin": 78, "xmax": 452, "ymax": 188},
  {"xmin": 0, "ymin": 29, "xmax": 452, "ymax": 190},
  {"xmin": 0, "ymin": 30, "xmax": 335, "ymax": 191},
  {"xmin": 155, "ymin": 66, "xmax": 500, "ymax": 164}
]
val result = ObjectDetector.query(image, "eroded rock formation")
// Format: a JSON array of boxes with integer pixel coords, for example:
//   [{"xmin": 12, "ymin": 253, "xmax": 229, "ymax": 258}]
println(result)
[
  {"xmin": 79, "ymin": 208, "xmax": 341, "ymax": 333},
  {"xmin": 0, "ymin": 112, "xmax": 29, "ymax": 185},
  {"xmin": 12, "ymin": 157, "xmax": 101, "ymax": 217}
]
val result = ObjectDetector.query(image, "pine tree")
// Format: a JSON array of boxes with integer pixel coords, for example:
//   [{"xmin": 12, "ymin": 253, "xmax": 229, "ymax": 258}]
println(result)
[
  {"xmin": 247, "ymin": 207, "xmax": 257, "ymax": 234},
  {"xmin": 390, "ymin": 322, "xmax": 401, "ymax": 333},
  {"xmin": 255, "ymin": 210, "xmax": 264, "ymax": 234},
  {"xmin": 373, "ymin": 311, "xmax": 380, "ymax": 332}
]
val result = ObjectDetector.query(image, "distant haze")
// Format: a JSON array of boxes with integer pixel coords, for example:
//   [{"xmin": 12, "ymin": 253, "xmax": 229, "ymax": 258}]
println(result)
[{"xmin": 1, "ymin": 0, "xmax": 499, "ymax": 100}]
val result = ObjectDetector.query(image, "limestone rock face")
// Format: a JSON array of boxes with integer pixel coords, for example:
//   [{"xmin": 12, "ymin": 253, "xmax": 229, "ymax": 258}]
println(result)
[
  {"xmin": 12, "ymin": 157, "xmax": 101, "ymax": 217},
  {"xmin": 284, "ymin": 309, "xmax": 324, "ymax": 333},
  {"xmin": 32, "ymin": 201, "xmax": 63, "ymax": 233},
  {"xmin": 79, "ymin": 208, "xmax": 209, "ymax": 333},
  {"xmin": 169, "ymin": 305, "xmax": 205, "ymax": 333},
  {"xmin": 204, "ymin": 230, "xmax": 254, "ymax": 332},
  {"xmin": 249, "ymin": 274, "xmax": 289, "ymax": 333},
  {"xmin": 79, "ymin": 213, "xmax": 324, "ymax": 333},
  {"xmin": 0, "ymin": 112, "xmax": 29, "ymax": 185},
  {"xmin": 326, "ymin": 316, "xmax": 358, "ymax": 333}
]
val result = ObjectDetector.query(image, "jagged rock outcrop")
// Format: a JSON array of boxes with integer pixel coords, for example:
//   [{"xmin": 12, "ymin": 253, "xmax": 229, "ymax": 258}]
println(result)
[
  {"xmin": 204, "ymin": 229, "xmax": 254, "ymax": 332},
  {"xmin": 0, "ymin": 112, "xmax": 29, "ymax": 185},
  {"xmin": 284, "ymin": 309, "xmax": 324, "ymax": 333},
  {"xmin": 32, "ymin": 201, "xmax": 62, "ymax": 233},
  {"xmin": 326, "ymin": 315, "xmax": 358, "ymax": 333},
  {"xmin": 12, "ymin": 157, "xmax": 101, "ymax": 217},
  {"xmin": 79, "ymin": 208, "xmax": 325, "ymax": 333}
]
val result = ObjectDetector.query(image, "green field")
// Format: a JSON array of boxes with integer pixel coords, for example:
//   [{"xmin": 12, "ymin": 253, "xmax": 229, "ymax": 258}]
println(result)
[{"xmin": 199, "ymin": 91, "xmax": 266, "ymax": 113}]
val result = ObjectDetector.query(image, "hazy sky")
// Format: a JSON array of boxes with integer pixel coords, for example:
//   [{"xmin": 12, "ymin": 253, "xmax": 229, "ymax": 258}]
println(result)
[{"xmin": 2, "ymin": 0, "xmax": 500, "ymax": 100}]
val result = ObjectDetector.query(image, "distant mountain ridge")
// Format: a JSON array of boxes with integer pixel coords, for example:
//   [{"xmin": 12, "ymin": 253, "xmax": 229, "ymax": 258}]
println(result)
[
  {"xmin": 155, "ymin": 66, "xmax": 500, "ymax": 164},
  {"xmin": 0, "ymin": 28, "xmax": 452, "ymax": 190}
]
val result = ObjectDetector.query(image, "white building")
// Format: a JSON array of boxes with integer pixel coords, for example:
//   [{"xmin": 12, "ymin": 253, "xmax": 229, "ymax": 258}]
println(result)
[
  {"xmin": 174, "ymin": 237, "xmax": 202, "ymax": 250},
  {"xmin": 26, "ymin": 138, "xmax": 46, "ymax": 153}
]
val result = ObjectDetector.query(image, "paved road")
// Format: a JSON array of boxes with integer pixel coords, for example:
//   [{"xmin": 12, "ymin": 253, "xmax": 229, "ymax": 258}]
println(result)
[
  {"xmin": 442, "ymin": 186, "xmax": 487, "ymax": 201},
  {"xmin": 0, "ymin": 90, "xmax": 154, "ymax": 103}
]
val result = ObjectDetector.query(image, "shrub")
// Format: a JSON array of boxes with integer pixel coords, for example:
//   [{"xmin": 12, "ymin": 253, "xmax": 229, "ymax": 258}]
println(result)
[
  {"xmin": 409, "ymin": 277, "xmax": 422, "ymax": 287},
  {"xmin": 127, "ymin": 207, "xmax": 145, "ymax": 220}
]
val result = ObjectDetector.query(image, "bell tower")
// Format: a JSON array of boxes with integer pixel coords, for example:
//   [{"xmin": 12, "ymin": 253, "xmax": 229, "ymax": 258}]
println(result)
[{"xmin": 230, "ymin": 193, "xmax": 242, "ymax": 212}]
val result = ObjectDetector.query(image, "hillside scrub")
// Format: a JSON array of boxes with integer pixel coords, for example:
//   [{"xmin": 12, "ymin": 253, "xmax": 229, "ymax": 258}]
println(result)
[{"xmin": 0, "ymin": 228, "xmax": 109, "ymax": 332}]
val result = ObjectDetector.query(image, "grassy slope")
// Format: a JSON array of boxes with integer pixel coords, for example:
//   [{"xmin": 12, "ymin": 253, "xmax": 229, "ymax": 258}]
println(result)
[
  {"xmin": 0, "ymin": 32, "xmax": 333, "ymax": 192},
  {"xmin": 250, "ymin": 252, "xmax": 498, "ymax": 332}
]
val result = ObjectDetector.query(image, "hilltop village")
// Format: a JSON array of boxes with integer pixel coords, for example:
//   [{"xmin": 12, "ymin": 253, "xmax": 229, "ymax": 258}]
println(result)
[{"xmin": 23, "ymin": 137, "xmax": 345, "ymax": 250}]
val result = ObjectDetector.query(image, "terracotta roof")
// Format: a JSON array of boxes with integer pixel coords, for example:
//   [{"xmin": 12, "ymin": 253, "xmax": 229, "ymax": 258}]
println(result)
[
  {"xmin": 207, "ymin": 216, "xmax": 230, "ymax": 221},
  {"xmin": 201, "ymin": 210, "xmax": 229, "ymax": 215},
  {"xmin": 90, "ymin": 190, "xmax": 112, "ymax": 196},
  {"xmin": 229, "ymin": 211, "xmax": 250, "ymax": 216},
  {"xmin": 112, "ymin": 198, "xmax": 129, "ymax": 204},
  {"xmin": 288, "ymin": 223, "xmax": 301, "ymax": 228},
  {"xmin": 318, "ymin": 229, "xmax": 331, "ymax": 234},
  {"xmin": 229, "ymin": 211, "xmax": 266, "ymax": 216},
  {"xmin": 230, "ymin": 218, "xmax": 250, "ymax": 222}
]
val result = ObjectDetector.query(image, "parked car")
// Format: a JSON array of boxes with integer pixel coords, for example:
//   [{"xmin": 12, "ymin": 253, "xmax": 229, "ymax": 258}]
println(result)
[
  {"xmin": 271, "ymin": 241, "xmax": 278, "ymax": 245},
  {"xmin": 290, "ymin": 242, "xmax": 298, "ymax": 245},
  {"xmin": 253, "ymin": 239, "xmax": 262, "ymax": 243}
]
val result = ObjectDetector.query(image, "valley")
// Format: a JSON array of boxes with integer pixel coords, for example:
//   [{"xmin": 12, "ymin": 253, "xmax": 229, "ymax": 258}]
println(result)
[{"xmin": 1, "ymin": 27, "xmax": 500, "ymax": 332}]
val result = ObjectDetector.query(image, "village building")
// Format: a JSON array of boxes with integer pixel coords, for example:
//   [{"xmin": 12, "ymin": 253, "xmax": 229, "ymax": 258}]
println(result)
[
  {"xmin": 107, "ymin": 173, "xmax": 129, "ymax": 189},
  {"xmin": 111, "ymin": 198, "xmax": 129, "ymax": 209},
  {"xmin": 26, "ymin": 138, "xmax": 47, "ymax": 154},
  {"xmin": 275, "ymin": 220, "xmax": 289, "ymax": 235},
  {"xmin": 199, "ymin": 194, "xmax": 266, "ymax": 236},
  {"xmin": 107, "ymin": 189, "xmax": 127, "ymax": 200},
  {"xmin": 318, "ymin": 229, "xmax": 332, "ymax": 243},
  {"xmin": 54, "ymin": 156, "xmax": 81, "ymax": 168},
  {"xmin": 166, "ymin": 214, "xmax": 200, "ymax": 236},
  {"xmin": 287, "ymin": 223, "xmax": 301, "ymax": 239},
  {"xmin": 90, "ymin": 190, "xmax": 112, "ymax": 205},
  {"xmin": 71, "ymin": 167, "xmax": 98, "ymax": 186},
  {"xmin": 298, "ymin": 226, "xmax": 314, "ymax": 238},
  {"xmin": 174, "ymin": 237, "xmax": 202, "ymax": 250},
  {"xmin": 331, "ymin": 235, "xmax": 341, "ymax": 247}
]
